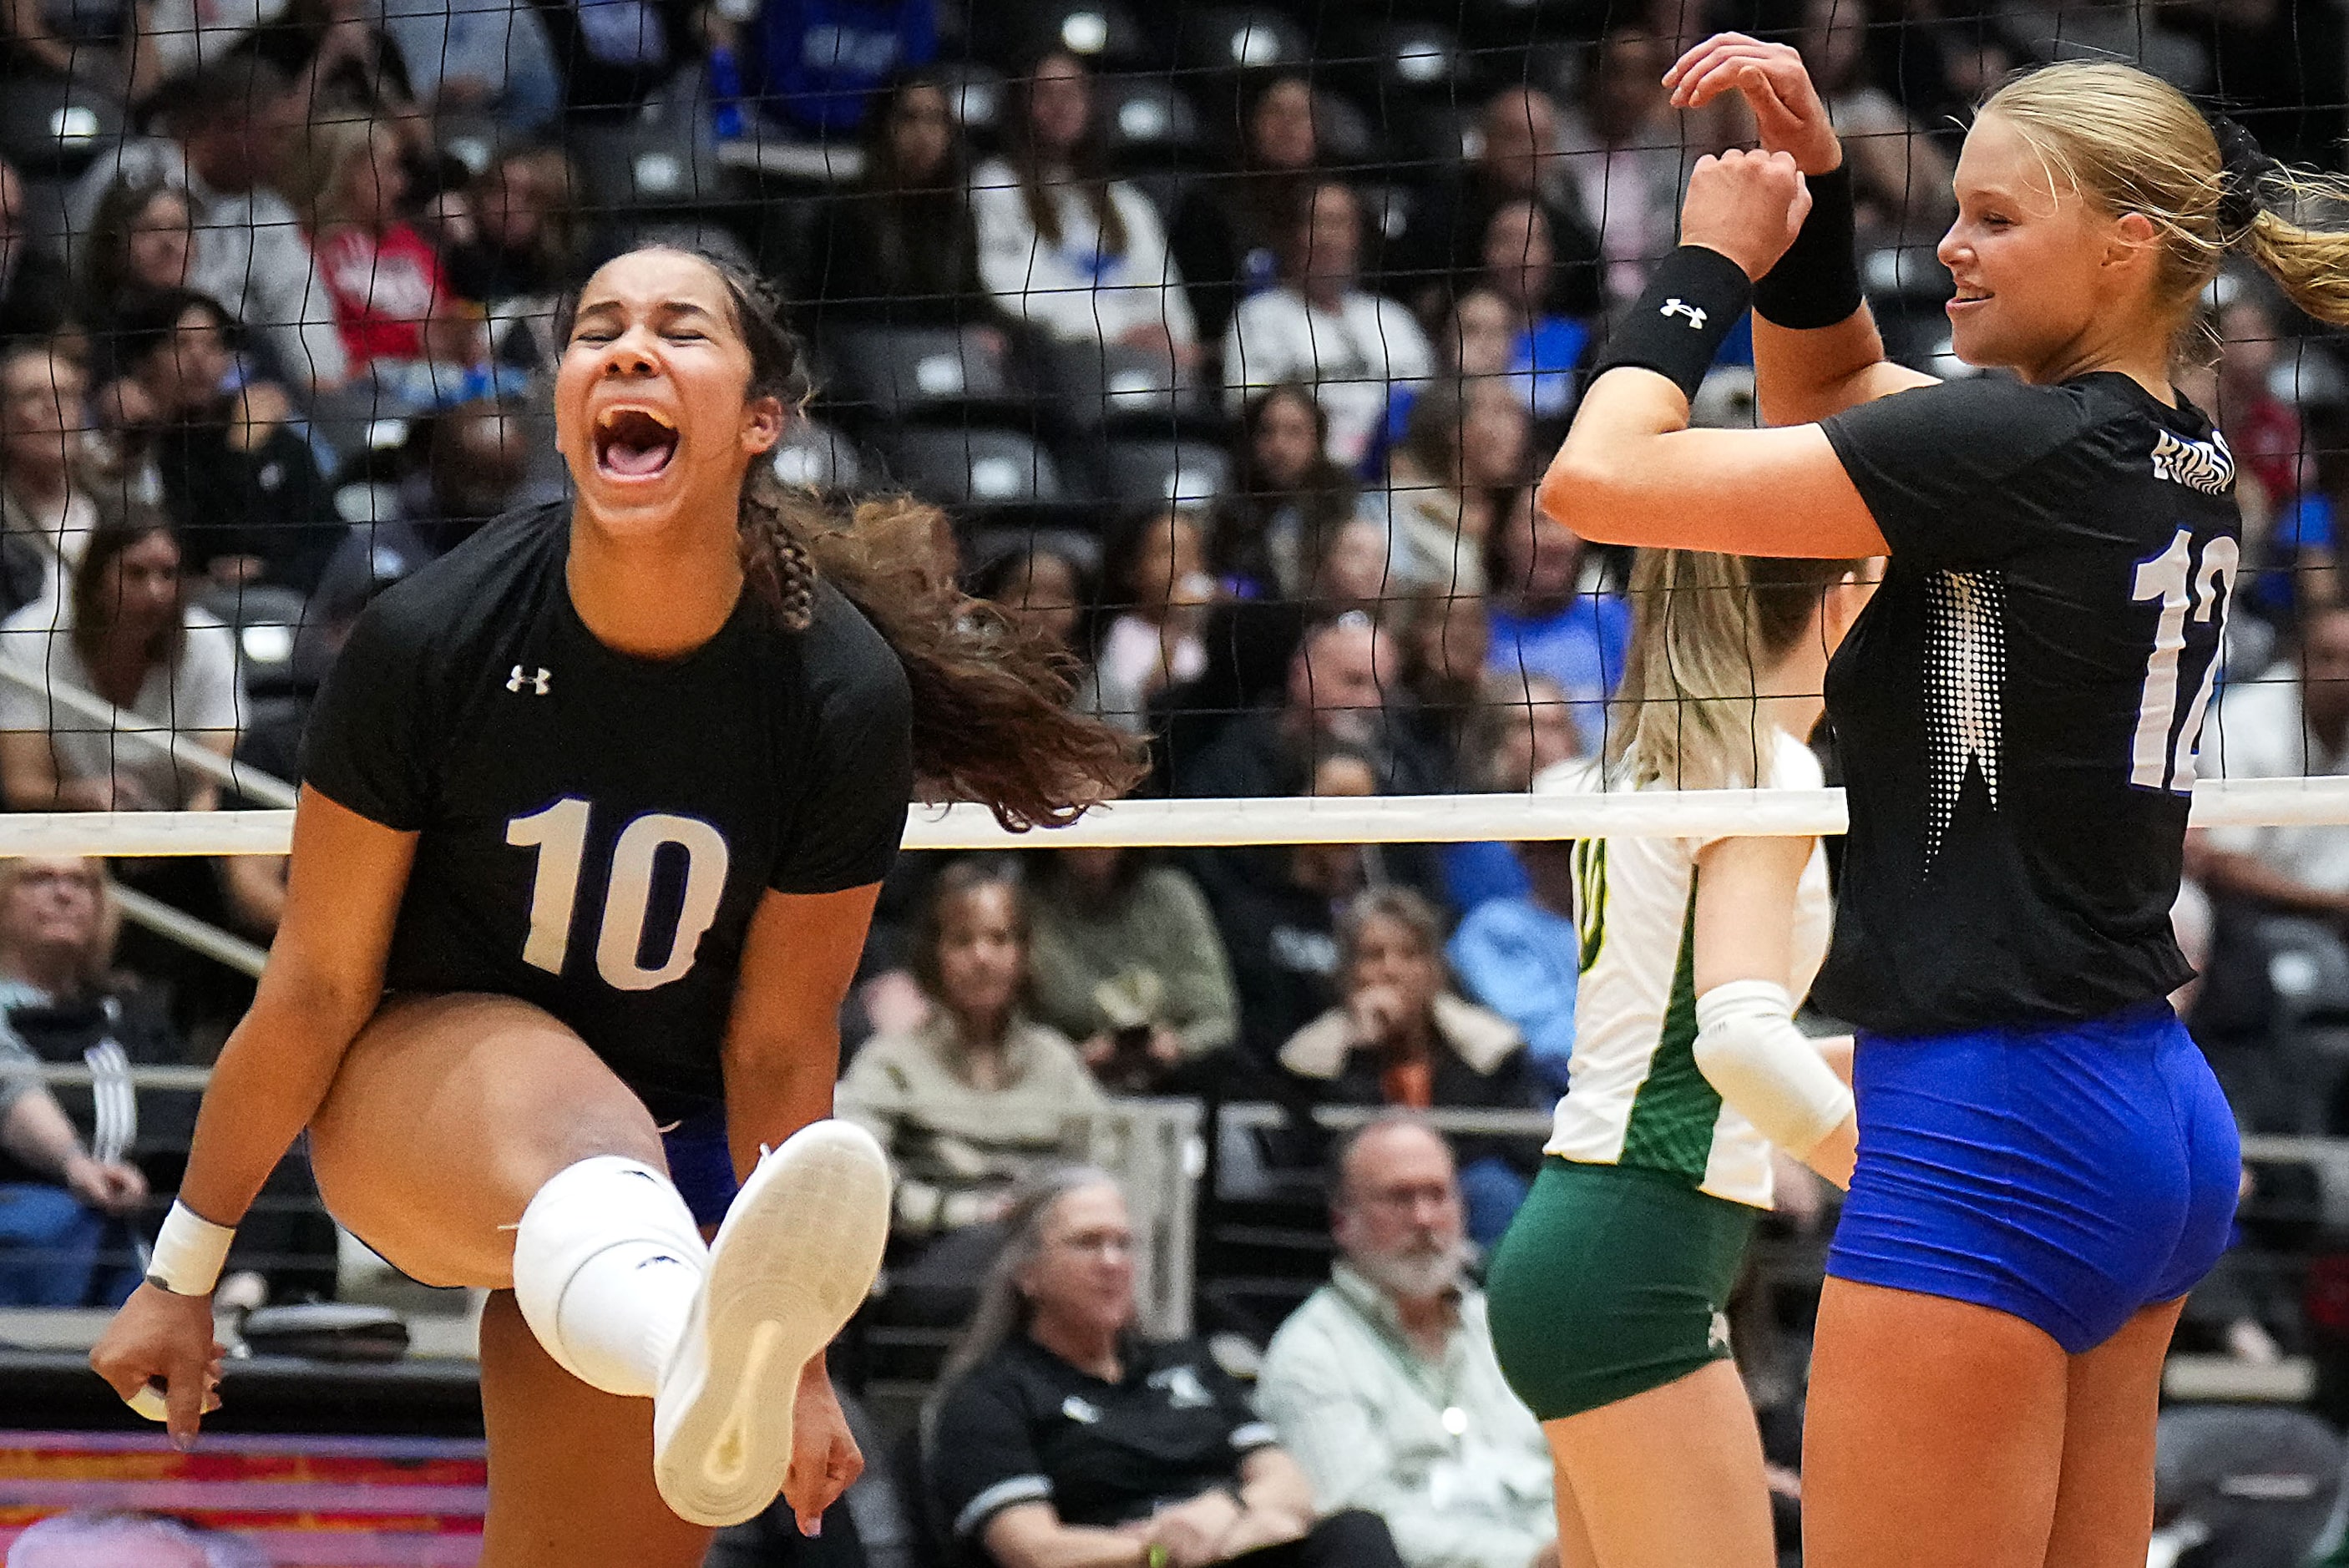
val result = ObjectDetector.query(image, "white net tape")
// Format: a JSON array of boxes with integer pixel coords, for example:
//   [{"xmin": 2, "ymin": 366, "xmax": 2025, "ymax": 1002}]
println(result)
[{"xmin": 9, "ymin": 772, "xmax": 2349, "ymax": 856}]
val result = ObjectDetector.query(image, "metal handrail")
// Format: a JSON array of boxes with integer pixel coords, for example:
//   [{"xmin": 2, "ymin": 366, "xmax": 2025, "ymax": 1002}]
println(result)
[{"xmin": 0, "ymin": 654, "xmax": 298, "ymax": 809}]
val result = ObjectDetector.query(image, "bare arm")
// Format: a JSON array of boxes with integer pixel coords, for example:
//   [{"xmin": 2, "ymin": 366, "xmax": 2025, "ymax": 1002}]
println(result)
[
  {"xmin": 1664, "ymin": 33, "xmax": 1937, "ymax": 427},
  {"xmin": 1692, "ymin": 834, "xmax": 1856, "ymax": 1186},
  {"xmin": 176, "ymin": 788, "xmax": 414, "ymax": 1225},
  {"xmin": 0, "ymin": 731, "xmax": 110, "ymax": 812},
  {"xmin": 983, "ymin": 1503, "xmax": 1149, "ymax": 1568},
  {"xmin": 3, "ymin": 1085, "xmax": 147, "ymax": 1211},
  {"xmin": 1231, "ymin": 1446, "xmax": 1318, "ymax": 1538},
  {"xmin": 2185, "ymin": 837, "xmax": 2349, "ymax": 921},
  {"xmin": 719, "ymin": 882, "xmax": 883, "ymax": 1180},
  {"xmin": 1538, "ymin": 373, "xmax": 1888, "ymax": 559}
]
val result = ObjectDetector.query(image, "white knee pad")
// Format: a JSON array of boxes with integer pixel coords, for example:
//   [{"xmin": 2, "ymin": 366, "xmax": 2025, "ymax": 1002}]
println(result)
[
  {"xmin": 511, "ymin": 1156, "xmax": 707, "ymax": 1393},
  {"xmin": 1692, "ymin": 979, "xmax": 1855, "ymax": 1160}
]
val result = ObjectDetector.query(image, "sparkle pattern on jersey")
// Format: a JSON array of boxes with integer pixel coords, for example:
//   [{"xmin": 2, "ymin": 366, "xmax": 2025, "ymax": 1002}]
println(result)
[{"xmin": 1922, "ymin": 569, "xmax": 2007, "ymax": 865}]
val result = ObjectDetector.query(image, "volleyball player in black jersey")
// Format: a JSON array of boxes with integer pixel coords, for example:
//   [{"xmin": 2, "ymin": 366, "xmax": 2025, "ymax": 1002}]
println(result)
[
  {"xmin": 1531, "ymin": 42, "xmax": 2349, "ymax": 1568},
  {"xmin": 86, "ymin": 243, "xmax": 1138, "ymax": 1565}
]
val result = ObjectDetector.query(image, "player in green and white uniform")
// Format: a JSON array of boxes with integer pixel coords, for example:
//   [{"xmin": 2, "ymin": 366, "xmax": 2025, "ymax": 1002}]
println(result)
[{"xmin": 1486, "ymin": 549, "xmax": 1868, "ymax": 1568}]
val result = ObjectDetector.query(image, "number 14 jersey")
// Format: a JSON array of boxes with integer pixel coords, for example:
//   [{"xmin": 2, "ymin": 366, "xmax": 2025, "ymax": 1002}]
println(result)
[
  {"xmin": 301, "ymin": 503, "xmax": 914, "ymax": 1120},
  {"xmin": 1815, "ymin": 372, "xmax": 2240, "ymax": 1038}
]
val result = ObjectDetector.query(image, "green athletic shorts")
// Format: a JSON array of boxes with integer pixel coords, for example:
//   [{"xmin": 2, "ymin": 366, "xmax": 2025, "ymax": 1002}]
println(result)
[{"xmin": 1484, "ymin": 1157, "xmax": 1759, "ymax": 1421}]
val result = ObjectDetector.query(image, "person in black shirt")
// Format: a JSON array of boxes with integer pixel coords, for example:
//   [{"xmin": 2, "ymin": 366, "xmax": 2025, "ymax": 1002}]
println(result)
[
  {"xmin": 797, "ymin": 67, "xmax": 997, "ymax": 334},
  {"xmin": 90, "ymin": 243, "xmax": 1141, "ymax": 1560},
  {"xmin": 927, "ymin": 1166, "xmax": 1403, "ymax": 1568},
  {"xmin": 1538, "ymin": 34, "xmax": 2349, "ymax": 1568}
]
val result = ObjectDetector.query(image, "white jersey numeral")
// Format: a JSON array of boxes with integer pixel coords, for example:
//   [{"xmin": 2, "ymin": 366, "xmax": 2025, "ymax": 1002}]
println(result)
[
  {"xmin": 2129, "ymin": 529, "xmax": 2237, "ymax": 794},
  {"xmin": 505, "ymin": 798, "xmax": 732, "ymax": 989},
  {"xmin": 506, "ymin": 797, "xmax": 590, "ymax": 974}
]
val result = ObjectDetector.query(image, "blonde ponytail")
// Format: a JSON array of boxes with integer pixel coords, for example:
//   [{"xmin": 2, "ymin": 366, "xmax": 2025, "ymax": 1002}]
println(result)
[
  {"xmin": 2240, "ymin": 191, "xmax": 2349, "ymax": 328},
  {"xmin": 1607, "ymin": 551, "xmax": 1857, "ymax": 792},
  {"xmin": 1984, "ymin": 63, "xmax": 2349, "ymax": 330}
]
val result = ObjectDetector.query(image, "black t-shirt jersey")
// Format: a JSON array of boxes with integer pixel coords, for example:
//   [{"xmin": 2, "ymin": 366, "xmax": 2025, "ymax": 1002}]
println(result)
[
  {"xmin": 301, "ymin": 503, "xmax": 914, "ymax": 1118},
  {"xmin": 1815, "ymin": 372, "xmax": 2240, "ymax": 1036},
  {"xmin": 929, "ymin": 1335, "xmax": 1279, "ymax": 1541}
]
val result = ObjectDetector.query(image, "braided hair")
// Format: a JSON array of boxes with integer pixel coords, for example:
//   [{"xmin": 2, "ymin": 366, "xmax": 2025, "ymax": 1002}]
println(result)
[{"xmin": 558, "ymin": 245, "xmax": 1145, "ymax": 828}]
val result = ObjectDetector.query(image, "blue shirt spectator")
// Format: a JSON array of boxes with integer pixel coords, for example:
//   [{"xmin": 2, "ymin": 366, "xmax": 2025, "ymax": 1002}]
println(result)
[
  {"xmin": 1448, "ymin": 839, "xmax": 1580, "ymax": 1095},
  {"xmin": 750, "ymin": 0, "xmax": 935, "ymax": 136},
  {"xmin": 1486, "ymin": 497, "xmax": 1629, "ymax": 741}
]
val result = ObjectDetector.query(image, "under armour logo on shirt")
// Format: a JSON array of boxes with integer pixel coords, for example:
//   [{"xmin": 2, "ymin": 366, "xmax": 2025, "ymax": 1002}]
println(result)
[
  {"xmin": 507, "ymin": 665, "xmax": 552, "ymax": 695},
  {"xmin": 1660, "ymin": 298, "xmax": 1708, "ymax": 330}
]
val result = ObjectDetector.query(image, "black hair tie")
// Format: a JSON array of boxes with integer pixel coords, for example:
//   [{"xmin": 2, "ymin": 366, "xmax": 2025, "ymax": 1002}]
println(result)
[{"xmin": 2210, "ymin": 112, "xmax": 2280, "ymax": 237}]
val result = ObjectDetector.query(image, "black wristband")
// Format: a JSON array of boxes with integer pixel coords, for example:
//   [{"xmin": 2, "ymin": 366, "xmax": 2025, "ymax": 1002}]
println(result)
[
  {"xmin": 1591, "ymin": 245, "xmax": 1752, "ymax": 402},
  {"xmin": 1753, "ymin": 164, "xmax": 1863, "ymax": 330}
]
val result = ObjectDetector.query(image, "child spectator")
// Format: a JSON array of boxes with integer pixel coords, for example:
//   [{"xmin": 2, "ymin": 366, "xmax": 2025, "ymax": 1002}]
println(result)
[
  {"xmin": 1026, "ymin": 845, "xmax": 1239, "ymax": 1094},
  {"xmin": 974, "ymin": 544, "xmax": 1094, "ymax": 683},
  {"xmin": 972, "ymin": 51, "xmax": 1197, "ymax": 364}
]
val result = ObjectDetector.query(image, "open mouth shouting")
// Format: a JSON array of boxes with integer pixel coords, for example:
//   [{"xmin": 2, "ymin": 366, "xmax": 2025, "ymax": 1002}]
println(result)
[{"xmin": 593, "ymin": 407, "xmax": 680, "ymax": 480}]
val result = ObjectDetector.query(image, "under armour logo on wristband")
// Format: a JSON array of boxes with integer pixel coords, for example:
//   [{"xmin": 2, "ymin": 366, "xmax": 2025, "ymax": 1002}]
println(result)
[
  {"xmin": 1660, "ymin": 298, "xmax": 1709, "ymax": 329},
  {"xmin": 507, "ymin": 665, "xmax": 552, "ymax": 695}
]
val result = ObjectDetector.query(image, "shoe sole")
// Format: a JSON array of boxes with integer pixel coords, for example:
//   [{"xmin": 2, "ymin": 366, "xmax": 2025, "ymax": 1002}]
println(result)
[{"xmin": 652, "ymin": 1119, "xmax": 890, "ymax": 1528}]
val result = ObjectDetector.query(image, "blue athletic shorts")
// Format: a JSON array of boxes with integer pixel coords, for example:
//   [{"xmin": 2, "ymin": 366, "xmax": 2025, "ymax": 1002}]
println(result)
[
  {"xmin": 1826, "ymin": 1000, "xmax": 2240, "ymax": 1353},
  {"xmin": 660, "ymin": 1108, "xmax": 738, "ymax": 1228}
]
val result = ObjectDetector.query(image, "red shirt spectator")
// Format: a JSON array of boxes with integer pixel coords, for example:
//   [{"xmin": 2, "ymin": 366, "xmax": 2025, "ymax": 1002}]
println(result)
[{"xmin": 316, "ymin": 221, "xmax": 450, "ymax": 363}]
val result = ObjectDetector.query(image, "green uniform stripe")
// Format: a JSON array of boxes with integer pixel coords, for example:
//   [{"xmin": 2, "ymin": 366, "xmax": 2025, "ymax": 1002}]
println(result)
[
  {"xmin": 1617, "ymin": 870, "xmax": 1721, "ymax": 1181},
  {"xmin": 1573, "ymin": 839, "xmax": 1607, "ymax": 974}
]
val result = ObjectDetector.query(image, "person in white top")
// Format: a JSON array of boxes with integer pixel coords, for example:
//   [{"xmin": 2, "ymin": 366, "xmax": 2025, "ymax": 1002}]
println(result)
[
  {"xmin": 1483, "ymin": 549, "xmax": 1871, "ymax": 1568},
  {"xmin": 0, "ymin": 513, "xmax": 244, "ymax": 813},
  {"xmin": 2193, "ymin": 602, "xmax": 2349, "ymax": 912},
  {"xmin": 970, "ymin": 51, "xmax": 1198, "ymax": 364},
  {"xmin": 1225, "ymin": 181, "xmax": 1434, "ymax": 469}
]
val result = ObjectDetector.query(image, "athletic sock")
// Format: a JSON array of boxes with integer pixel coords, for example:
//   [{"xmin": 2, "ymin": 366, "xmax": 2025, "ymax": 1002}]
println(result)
[{"xmin": 510, "ymin": 1156, "xmax": 707, "ymax": 1399}]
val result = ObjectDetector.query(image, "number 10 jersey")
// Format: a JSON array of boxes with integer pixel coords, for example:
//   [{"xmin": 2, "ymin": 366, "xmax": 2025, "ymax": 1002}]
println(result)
[
  {"xmin": 300, "ymin": 503, "xmax": 914, "ymax": 1119},
  {"xmin": 1815, "ymin": 372, "xmax": 2240, "ymax": 1038}
]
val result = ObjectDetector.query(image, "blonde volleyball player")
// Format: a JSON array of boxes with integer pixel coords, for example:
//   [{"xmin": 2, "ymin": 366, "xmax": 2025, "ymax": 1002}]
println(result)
[
  {"xmin": 1485, "ymin": 549, "xmax": 1868, "ymax": 1568},
  {"xmin": 1530, "ymin": 35, "xmax": 2349, "ymax": 1568},
  {"xmin": 89, "ymin": 244, "xmax": 1138, "ymax": 1565}
]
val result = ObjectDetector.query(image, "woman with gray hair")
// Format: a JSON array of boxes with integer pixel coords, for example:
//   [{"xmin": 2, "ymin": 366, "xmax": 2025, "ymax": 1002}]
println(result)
[{"xmin": 927, "ymin": 1167, "xmax": 1405, "ymax": 1568}]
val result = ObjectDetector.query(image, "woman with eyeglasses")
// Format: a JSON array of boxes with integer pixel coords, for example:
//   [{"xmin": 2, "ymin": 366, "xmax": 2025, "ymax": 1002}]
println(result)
[{"xmin": 927, "ymin": 1167, "xmax": 1406, "ymax": 1568}]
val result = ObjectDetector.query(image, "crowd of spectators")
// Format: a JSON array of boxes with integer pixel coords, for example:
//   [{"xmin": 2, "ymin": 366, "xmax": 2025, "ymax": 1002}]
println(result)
[{"xmin": 1, "ymin": 0, "xmax": 2347, "ymax": 1559}]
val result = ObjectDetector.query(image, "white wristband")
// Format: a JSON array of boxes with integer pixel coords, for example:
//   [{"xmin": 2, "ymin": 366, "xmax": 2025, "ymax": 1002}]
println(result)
[{"xmin": 147, "ymin": 1199, "xmax": 235, "ymax": 1297}]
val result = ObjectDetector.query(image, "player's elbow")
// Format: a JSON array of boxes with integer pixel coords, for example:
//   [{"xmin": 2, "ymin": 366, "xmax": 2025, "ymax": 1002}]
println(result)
[{"xmin": 1537, "ymin": 448, "xmax": 1635, "ymax": 546}]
